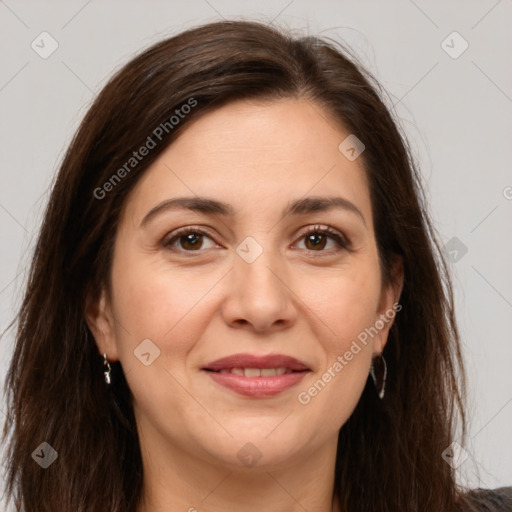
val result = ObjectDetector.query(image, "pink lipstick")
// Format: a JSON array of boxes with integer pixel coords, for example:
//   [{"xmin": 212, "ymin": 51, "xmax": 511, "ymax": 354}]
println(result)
[{"xmin": 202, "ymin": 353, "xmax": 310, "ymax": 398}]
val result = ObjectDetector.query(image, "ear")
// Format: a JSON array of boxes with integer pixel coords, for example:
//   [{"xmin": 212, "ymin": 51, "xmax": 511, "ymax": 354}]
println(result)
[
  {"xmin": 85, "ymin": 287, "xmax": 119, "ymax": 361},
  {"xmin": 373, "ymin": 255, "xmax": 404, "ymax": 356}
]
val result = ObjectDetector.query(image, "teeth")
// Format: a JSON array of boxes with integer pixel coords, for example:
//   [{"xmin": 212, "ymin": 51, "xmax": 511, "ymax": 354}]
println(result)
[{"xmin": 218, "ymin": 367, "xmax": 289, "ymax": 377}]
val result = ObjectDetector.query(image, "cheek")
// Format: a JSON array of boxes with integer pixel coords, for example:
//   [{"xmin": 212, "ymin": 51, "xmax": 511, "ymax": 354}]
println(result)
[
  {"xmin": 292, "ymin": 258, "xmax": 381, "ymax": 419},
  {"xmin": 110, "ymin": 246, "xmax": 220, "ymax": 341},
  {"xmin": 108, "ymin": 251, "xmax": 218, "ymax": 436},
  {"xmin": 298, "ymin": 258, "xmax": 382, "ymax": 353}
]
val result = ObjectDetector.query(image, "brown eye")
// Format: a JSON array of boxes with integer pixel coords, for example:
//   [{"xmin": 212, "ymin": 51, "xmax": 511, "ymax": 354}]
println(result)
[
  {"xmin": 163, "ymin": 229, "xmax": 217, "ymax": 252},
  {"xmin": 304, "ymin": 232, "xmax": 328, "ymax": 251},
  {"xmin": 296, "ymin": 226, "xmax": 350, "ymax": 253},
  {"xmin": 179, "ymin": 232, "xmax": 203, "ymax": 251}
]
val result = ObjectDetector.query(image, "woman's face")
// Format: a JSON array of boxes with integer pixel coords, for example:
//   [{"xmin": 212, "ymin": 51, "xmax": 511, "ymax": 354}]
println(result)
[{"xmin": 88, "ymin": 98, "xmax": 402, "ymax": 472}]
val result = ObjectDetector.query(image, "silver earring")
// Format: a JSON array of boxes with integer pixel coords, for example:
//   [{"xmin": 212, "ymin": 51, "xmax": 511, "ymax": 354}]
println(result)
[
  {"xmin": 370, "ymin": 355, "xmax": 387, "ymax": 399},
  {"xmin": 103, "ymin": 353, "xmax": 112, "ymax": 385}
]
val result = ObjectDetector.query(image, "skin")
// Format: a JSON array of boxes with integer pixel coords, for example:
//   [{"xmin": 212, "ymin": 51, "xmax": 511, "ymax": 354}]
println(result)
[{"xmin": 86, "ymin": 98, "xmax": 403, "ymax": 512}]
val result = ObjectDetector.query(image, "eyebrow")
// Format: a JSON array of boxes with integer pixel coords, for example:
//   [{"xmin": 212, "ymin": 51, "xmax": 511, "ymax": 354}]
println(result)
[{"xmin": 140, "ymin": 195, "xmax": 366, "ymax": 227}]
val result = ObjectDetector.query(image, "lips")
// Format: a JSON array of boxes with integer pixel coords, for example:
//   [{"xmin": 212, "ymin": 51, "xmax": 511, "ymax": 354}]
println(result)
[
  {"xmin": 202, "ymin": 353, "xmax": 310, "ymax": 398},
  {"xmin": 203, "ymin": 353, "xmax": 310, "ymax": 372}
]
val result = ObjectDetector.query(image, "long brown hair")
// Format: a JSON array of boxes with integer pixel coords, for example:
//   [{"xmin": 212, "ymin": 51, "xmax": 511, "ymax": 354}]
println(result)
[{"xmin": 2, "ymin": 19, "xmax": 476, "ymax": 511}]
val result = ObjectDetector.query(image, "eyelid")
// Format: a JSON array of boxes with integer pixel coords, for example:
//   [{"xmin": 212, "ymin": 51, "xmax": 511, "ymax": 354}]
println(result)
[
  {"xmin": 162, "ymin": 225, "xmax": 220, "ymax": 248},
  {"xmin": 294, "ymin": 224, "xmax": 351, "ymax": 251},
  {"xmin": 162, "ymin": 224, "xmax": 351, "ymax": 253}
]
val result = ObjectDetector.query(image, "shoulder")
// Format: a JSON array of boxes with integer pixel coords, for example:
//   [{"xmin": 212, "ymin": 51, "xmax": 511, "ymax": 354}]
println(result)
[{"xmin": 462, "ymin": 487, "xmax": 512, "ymax": 512}]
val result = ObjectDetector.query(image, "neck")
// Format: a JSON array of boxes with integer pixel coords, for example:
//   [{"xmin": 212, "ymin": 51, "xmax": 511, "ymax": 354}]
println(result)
[{"xmin": 136, "ymin": 427, "xmax": 341, "ymax": 512}]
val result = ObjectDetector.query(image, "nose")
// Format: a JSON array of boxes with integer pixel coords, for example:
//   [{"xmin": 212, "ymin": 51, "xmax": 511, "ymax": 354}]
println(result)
[{"xmin": 220, "ymin": 247, "xmax": 298, "ymax": 334}]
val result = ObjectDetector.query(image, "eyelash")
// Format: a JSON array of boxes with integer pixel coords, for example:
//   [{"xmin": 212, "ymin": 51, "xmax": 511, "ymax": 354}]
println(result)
[{"xmin": 162, "ymin": 225, "xmax": 351, "ymax": 254}]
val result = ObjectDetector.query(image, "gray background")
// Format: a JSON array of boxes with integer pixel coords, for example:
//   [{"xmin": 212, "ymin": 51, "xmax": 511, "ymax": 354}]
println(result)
[{"xmin": 1, "ymin": 0, "xmax": 511, "ymax": 506}]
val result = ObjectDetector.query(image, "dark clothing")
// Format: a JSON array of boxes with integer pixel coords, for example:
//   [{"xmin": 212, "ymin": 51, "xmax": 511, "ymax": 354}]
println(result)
[{"xmin": 464, "ymin": 487, "xmax": 512, "ymax": 511}]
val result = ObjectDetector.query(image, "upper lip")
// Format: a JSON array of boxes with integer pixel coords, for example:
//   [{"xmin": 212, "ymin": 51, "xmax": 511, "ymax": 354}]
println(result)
[{"xmin": 203, "ymin": 353, "xmax": 310, "ymax": 371}]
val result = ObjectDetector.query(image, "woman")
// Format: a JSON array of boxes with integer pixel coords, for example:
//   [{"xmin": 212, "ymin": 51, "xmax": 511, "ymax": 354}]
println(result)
[{"xmin": 2, "ymin": 19, "xmax": 510, "ymax": 512}]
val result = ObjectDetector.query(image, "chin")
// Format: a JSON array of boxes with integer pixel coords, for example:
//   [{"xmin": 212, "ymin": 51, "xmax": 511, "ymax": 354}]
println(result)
[{"xmin": 190, "ymin": 424, "xmax": 312, "ymax": 471}]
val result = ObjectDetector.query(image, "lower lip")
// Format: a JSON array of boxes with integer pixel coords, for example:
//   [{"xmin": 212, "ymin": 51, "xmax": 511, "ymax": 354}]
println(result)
[{"xmin": 204, "ymin": 370, "xmax": 308, "ymax": 397}]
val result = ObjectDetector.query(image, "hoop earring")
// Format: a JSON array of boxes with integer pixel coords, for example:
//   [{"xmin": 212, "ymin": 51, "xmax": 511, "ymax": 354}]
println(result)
[
  {"xmin": 370, "ymin": 354, "xmax": 387, "ymax": 399},
  {"xmin": 103, "ymin": 353, "xmax": 112, "ymax": 385}
]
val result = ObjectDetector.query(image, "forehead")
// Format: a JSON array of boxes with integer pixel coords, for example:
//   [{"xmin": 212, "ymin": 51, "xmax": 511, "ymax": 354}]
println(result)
[{"xmin": 123, "ymin": 98, "xmax": 372, "ymax": 226}]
